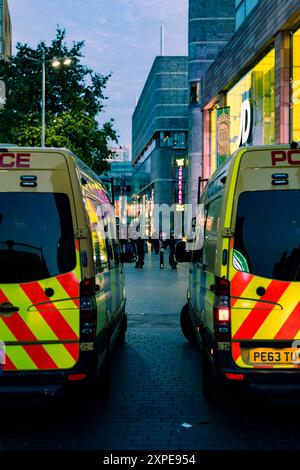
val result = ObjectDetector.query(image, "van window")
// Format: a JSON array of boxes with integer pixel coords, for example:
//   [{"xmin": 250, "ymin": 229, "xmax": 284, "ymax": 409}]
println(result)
[
  {"xmin": 234, "ymin": 190, "xmax": 300, "ymax": 281},
  {"xmin": 191, "ymin": 205, "xmax": 206, "ymax": 264},
  {"xmin": 0, "ymin": 193, "xmax": 76, "ymax": 283},
  {"xmin": 203, "ymin": 197, "xmax": 222, "ymax": 271},
  {"xmin": 86, "ymin": 197, "xmax": 109, "ymax": 273}
]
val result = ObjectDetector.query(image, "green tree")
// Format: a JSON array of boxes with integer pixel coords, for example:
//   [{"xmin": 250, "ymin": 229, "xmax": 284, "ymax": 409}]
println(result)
[{"xmin": 0, "ymin": 27, "xmax": 118, "ymax": 173}]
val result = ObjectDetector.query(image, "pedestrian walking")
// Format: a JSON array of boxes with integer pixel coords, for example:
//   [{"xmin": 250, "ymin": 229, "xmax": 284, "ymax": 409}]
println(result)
[
  {"xmin": 135, "ymin": 236, "xmax": 145, "ymax": 268},
  {"xmin": 159, "ymin": 231, "xmax": 167, "ymax": 269},
  {"xmin": 164, "ymin": 231, "xmax": 178, "ymax": 269}
]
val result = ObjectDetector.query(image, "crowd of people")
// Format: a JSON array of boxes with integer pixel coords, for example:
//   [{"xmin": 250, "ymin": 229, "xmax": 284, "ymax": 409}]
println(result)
[{"xmin": 134, "ymin": 231, "xmax": 178, "ymax": 270}]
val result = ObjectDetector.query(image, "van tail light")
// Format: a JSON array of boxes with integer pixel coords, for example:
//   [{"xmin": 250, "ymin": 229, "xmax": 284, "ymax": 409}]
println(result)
[
  {"xmin": 214, "ymin": 276, "xmax": 230, "ymax": 296},
  {"xmin": 216, "ymin": 307, "xmax": 230, "ymax": 322},
  {"xmin": 67, "ymin": 373, "xmax": 87, "ymax": 382},
  {"xmin": 213, "ymin": 277, "xmax": 231, "ymax": 342},
  {"xmin": 225, "ymin": 373, "xmax": 244, "ymax": 381},
  {"xmin": 80, "ymin": 278, "xmax": 97, "ymax": 342}
]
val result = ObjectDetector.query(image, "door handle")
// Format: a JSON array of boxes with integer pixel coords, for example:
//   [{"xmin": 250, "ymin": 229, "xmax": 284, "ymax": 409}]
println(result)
[{"xmin": 0, "ymin": 304, "xmax": 19, "ymax": 314}]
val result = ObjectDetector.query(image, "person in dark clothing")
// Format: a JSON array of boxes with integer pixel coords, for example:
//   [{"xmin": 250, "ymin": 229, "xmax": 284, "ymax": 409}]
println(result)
[
  {"xmin": 166, "ymin": 232, "xmax": 177, "ymax": 269},
  {"xmin": 135, "ymin": 237, "xmax": 145, "ymax": 268}
]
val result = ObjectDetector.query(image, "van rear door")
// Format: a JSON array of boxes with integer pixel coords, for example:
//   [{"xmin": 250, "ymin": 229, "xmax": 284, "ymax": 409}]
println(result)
[
  {"xmin": 0, "ymin": 150, "xmax": 81, "ymax": 371},
  {"xmin": 228, "ymin": 148, "xmax": 300, "ymax": 369}
]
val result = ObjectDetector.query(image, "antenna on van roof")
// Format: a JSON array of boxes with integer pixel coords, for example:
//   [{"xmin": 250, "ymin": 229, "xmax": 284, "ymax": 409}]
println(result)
[{"xmin": 290, "ymin": 141, "xmax": 299, "ymax": 149}]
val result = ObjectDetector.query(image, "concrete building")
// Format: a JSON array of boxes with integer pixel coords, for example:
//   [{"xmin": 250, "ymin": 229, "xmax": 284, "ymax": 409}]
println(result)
[
  {"xmin": 131, "ymin": 56, "xmax": 189, "ymax": 234},
  {"xmin": 198, "ymin": 0, "xmax": 300, "ymax": 182},
  {"xmin": 187, "ymin": 0, "xmax": 235, "ymax": 204},
  {"xmin": 0, "ymin": 0, "xmax": 11, "ymax": 60}
]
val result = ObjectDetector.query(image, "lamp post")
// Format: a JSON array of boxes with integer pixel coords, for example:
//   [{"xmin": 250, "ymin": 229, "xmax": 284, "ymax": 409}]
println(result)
[{"xmin": 25, "ymin": 52, "xmax": 73, "ymax": 147}]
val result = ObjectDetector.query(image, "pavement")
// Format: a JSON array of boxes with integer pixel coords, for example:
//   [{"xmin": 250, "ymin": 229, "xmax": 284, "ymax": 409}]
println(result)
[{"xmin": 0, "ymin": 252, "xmax": 300, "ymax": 451}]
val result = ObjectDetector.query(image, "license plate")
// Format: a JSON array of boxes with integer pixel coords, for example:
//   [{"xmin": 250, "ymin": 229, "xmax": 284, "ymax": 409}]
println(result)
[{"xmin": 248, "ymin": 348, "xmax": 300, "ymax": 365}]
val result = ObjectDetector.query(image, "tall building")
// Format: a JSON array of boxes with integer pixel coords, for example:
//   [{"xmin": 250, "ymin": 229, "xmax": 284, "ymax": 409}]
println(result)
[
  {"xmin": 107, "ymin": 145, "xmax": 130, "ymax": 162},
  {"xmin": 132, "ymin": 56, "xmax": 189, "ymax": 234},
  {"xmin": 187, "ymin": 0, "xmax": 235, "ymax": 204},
  {"xmin": 0, "ymin": 0, "xmax": 11, "ymax": 60},
  {"xmin": 199, "ymin": 0, "xmax": 300, "ymax": 181}
]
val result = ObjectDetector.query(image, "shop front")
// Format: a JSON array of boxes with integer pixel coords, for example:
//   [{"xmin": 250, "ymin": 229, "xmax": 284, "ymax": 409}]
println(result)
[{"xmin": 207, "ymin": 47, "xmax": 276, "ymax": 177}]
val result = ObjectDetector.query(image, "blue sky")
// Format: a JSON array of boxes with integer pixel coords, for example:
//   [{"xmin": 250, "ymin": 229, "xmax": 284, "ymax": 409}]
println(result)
[{"xmin": 10, "ymin": 0, "xmax": 188, "ymax": 156}]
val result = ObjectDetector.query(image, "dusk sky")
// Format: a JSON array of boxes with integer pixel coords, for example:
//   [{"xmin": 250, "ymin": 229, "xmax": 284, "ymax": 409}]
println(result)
[{"xmin": 10, "ymin": 0, "xmax": 188, "ymax": 156}]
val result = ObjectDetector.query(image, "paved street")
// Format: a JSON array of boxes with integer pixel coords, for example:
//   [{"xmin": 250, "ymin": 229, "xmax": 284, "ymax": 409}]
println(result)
[{"xmin": 0, "ymin": 252, "xmax": 300, "ymax": 451}]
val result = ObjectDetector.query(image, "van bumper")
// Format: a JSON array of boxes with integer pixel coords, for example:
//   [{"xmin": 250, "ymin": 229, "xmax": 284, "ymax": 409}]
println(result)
[
  {"xmin": 214, "ymin": 350, "xmax": 300, "ymax": 395},
  {"xmin": 0, "ymin": 350, "xmax": 99, "ymax": 397}
]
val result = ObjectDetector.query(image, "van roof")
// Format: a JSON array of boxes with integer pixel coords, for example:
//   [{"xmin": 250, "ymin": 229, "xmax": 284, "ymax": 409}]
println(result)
[
  {"xmin": 0, "ymin": 146, "xmax": 110, "ymax": 196},
  {"xmin": 201, "ymin": 143, "xmax": 300, "ymax": 201}
]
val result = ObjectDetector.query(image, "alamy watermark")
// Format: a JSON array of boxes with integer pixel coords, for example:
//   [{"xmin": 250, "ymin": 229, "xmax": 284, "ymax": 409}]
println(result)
[{"xmin": 95, "ymin": 200, "xmax": 205, "ymax": 251}]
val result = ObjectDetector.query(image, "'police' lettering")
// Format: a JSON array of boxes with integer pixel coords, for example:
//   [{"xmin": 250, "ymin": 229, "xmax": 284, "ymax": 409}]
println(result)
[
  {"xmin": 16, "ymin": 153, "xmax": 31, "ymax": 168},
  {"xmin": 272, "ymin": 149, "xmax": 300, "ymax": 166},
  {"xmin": 0, "ymin": 153, "xmax": 31, "ymax": 169}
]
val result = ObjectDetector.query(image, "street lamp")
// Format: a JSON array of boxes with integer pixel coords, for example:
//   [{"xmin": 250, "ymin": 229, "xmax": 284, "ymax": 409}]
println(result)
[{"xmin": 25, "ymin": 52, "xmax": 73, "ymax": 147}]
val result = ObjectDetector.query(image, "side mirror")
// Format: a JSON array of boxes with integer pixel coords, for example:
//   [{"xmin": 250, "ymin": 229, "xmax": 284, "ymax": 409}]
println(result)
[
  {"xmin": 175, "ymin": 241, "xmax": 192, "ymax": 263},
  {"xmin": 120, "ymin": 241, "xmax": 137, "ymax": 264}
]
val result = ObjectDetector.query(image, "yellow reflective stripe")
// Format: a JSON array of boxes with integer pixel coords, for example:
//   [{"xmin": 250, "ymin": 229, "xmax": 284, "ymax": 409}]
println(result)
[
  {"xmin": 0, "ymin": 318, "xmax": 17, "ymax": 342},
  {"xmin": 224, "ymin": 148, "xmax": 248, "ymax": 228},
  {"xmin": 6, "ymin": 346, "xmax": 38, "ymax": 370},
  {"xmin": 1, "ymin": 284, "xmax": 31, "ymax": 308},
  {"xmin": 231, "ymin": 278, "xmax": 272, "ymax": 337},
  {"xmin": 35, "ymin": 279, "xmax": 79, "ymax": 336},
  {"xmin": 42, "ymin": 277, "xmax": 78, "ymax": 308},
  {"xmin": 3, "ymin": 285, "xmax": 58, "ymax": 341},
  {"xmin": 43, "ymin": 344, "xmax": 77, "ymax": 369},
  {"xmin": 254, "ymin": 284, "xmax": 300, "ymax": 340}
]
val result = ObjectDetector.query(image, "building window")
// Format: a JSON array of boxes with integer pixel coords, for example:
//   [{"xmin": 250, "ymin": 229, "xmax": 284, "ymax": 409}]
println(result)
[
  {"xmin": 235, "ymin": 0, "xmax": 260, "ymax": 30},
  {"xmin": 292, "ymin": 28, "xmax": 300, "ymax": 142},
  {"xmin": 190, "ymin": 82, "xmax": 199, "ymax": 105},
  {"xmin": 226, "ymin": 48, "xmax": 275, "ymax": 154},
  {"xmin": 173, "ymin": 132, "xmax": 186, "ymax": 148}
]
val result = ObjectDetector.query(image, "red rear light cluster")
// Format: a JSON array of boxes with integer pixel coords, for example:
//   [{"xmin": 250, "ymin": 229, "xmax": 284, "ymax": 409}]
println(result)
[
  {"xmin": 225, "ymin": 373, "xmax": 244, "ymax": 381},
  {"xmin": 67, "ymin": 373, "xmax": 87, "ymax": 382},
  {"xmin": 80, "ymin": 278, "xmax": 97, "ymax": 342},
  {"xmin": 213, "ymin": 277, "xmax": 231, "ymax": 342}
]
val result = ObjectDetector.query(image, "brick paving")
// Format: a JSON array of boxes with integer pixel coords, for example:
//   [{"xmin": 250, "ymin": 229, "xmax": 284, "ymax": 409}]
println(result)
[{"xmin": 0, "ymin": 252, "xmax": 300, "ymax": 451}]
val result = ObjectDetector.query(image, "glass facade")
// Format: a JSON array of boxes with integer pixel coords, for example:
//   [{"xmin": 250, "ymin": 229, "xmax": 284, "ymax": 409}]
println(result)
[
  {"xmin": 227, "ymin": 48, "xmax": 275, "ymax": 155},
  {"xmin": 292, "ymin": 28, "xmax": 300, "ymax": 142},
  {"xmin": 235, "ymin": 0, "xmax": 260, "ymax": 30}
]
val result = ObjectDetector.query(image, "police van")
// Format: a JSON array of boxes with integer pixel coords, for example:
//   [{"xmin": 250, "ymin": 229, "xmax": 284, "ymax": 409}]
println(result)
[
  {"xmin": 0, "ymin": 146, "xmax": 127, "ymax": 400},
  {"xmin": 177, "ymin": 143, "xmax": 300, "ymax": 402}
]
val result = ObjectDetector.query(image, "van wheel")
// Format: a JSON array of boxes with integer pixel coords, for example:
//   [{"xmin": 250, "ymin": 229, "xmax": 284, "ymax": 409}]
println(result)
[
  {"xmin": 117, "ymin": 314, "xmax": 127, "ymax": 346},
  {"xmin": 180, "ymin": 303, "xmax": 197, "ymax": 345},
  {"xmin": 93, "ymin": 350, "xmax": 111, "ymax": 402},
  {"xmin": 201, "ymin": 352, "xmax": 219, "ymax": 404}
]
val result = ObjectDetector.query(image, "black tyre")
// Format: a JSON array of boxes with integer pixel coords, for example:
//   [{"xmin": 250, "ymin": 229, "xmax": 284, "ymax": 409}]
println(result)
[
  {"xmin": 201, "ymin": 352, "xmax": 219, "ymax": 404},
  {"xmin": 180, "ymin": 303, "xmax": 197, "ymax": 345},
  {"xmin": 116, "ymin": 314, "xmax": 127, "ymax": 346},
  {"xmin": 92, "ymin": 350, "xmax": 111, "ymax": 403}
]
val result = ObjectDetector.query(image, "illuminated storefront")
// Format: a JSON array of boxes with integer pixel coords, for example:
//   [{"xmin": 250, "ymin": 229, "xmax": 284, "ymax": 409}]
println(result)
[
  {"xmin": 227, "ymin": 48, "xmax": 275, "ymax": 154},
  {"xmin": 197, "ymin": 1, "xmax": 300, "ymax": 204},
  {"xmin": 293, "ymin": 28, "xmax": 300, "ymax": 141},
  {"xmin": 207, "ymin": 48, "xmax": 275, "ymax": 176}
]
